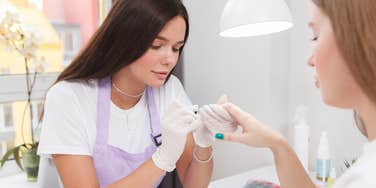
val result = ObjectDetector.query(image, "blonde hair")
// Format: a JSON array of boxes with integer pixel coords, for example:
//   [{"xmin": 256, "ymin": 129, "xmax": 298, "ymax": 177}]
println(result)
[{"xmin": 312, "ymin": 0, "xmax": 376, "ymax": 106}]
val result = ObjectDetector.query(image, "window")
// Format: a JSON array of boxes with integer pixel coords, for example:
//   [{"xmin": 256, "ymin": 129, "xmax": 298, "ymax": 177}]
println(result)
[
  {"xmin": 0, "ymin": 0, "xmax": 108, "ymax": 173},
  {"xmin": 99, "ymin": 0, "xmax": 113, "ymax": 24},
  {"xmin": 3, "ymin": 104, "xmax": 13, "ymax": 128},
  {"xmin": 52, "ymin": 23, "xmax": 81, "ymax": 67},
  {"xmin": 0, "ymin": 74, "xmax": 58, "ymax": 159}
]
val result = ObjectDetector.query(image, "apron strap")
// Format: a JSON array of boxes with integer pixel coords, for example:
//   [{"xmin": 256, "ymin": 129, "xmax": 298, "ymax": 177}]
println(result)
[
  {"xmin": 95, "ymin": 77, "xmax": 111, "ymax": 146},
  {"xmin": 146, "ymin": 87, "xmax": 162, "ymax": 147}
]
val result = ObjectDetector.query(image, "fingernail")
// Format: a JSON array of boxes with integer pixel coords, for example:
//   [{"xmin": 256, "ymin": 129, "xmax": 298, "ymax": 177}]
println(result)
[{"xmin": 215, "ymin": 133, "xmax": 224, "ymax": 140}]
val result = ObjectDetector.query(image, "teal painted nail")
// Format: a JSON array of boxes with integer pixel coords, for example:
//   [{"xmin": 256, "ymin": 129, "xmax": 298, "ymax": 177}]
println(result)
[{"xmin": 215, "ymin": 133, "xmax": 224, "ymax": 140}]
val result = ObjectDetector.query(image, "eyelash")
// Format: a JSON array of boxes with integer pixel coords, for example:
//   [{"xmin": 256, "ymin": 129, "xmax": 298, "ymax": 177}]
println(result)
[
  {"xmin": 311, "ymin": 37, "xmax": 318, "ymax": 41},
  {"xmin": 172, "ymin": 47, "xmax": 181, "ymax": 52},
  {"xmin": 150, "ymin": 45, "xmax": 181, "ymax": 53},
  {"xmin": 150, "ymin": 45, "xmax": 161, "ymax": 50}
]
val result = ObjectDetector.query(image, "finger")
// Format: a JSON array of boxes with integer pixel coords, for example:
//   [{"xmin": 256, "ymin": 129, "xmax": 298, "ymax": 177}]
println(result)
[
  {"xmin": 179, "ymin": 119, "xmax": 201, "ymax": 133},
  {"xmin": 182, "ymin": 115, "xmax": 196, "ymax": 124},
  {"xmin": 216, "ymin": 132, "xmax": 245, "ymax": 144},
  {"xmin": 182, "ymin": 106, "xmax": 196, "ymax": 116},
  {"xmin": 222, "ymin": 103, "xmax": 251, "ymax": 127},
  {"xmin": 217, "ymin": 94, "xmax": 228, "ymax": 104},
  {"xmin": 209, "ymin": 104, "xmax": 233, "ymax": 122},
  {"xmin": 172, "ymin": 105, "xmax": 195, "ymax": 117},
  {"xmin": 189, "ymin": 119, "xmax": 202, "ymax": 131},
  {"xmin": 200, "ymin": 105, "xmax": 223, "ymax": 123}
]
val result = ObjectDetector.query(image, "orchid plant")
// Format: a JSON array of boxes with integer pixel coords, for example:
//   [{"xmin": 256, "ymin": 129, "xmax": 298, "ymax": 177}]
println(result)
[{"xmin": 0, "ymin": 7, "xmax": 46, "ymax": 171}]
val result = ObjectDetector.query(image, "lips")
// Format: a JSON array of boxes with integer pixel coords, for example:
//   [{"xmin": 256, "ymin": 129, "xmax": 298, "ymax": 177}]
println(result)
[{"xmin": 152, "ymin": 71, "xmax": 168, "ymax": 79}]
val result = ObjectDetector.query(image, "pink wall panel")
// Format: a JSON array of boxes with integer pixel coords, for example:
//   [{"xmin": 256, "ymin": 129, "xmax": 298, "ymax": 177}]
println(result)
[{"xmin": 43, "ymin": 0, "xmax": 99, "ymax": 44}]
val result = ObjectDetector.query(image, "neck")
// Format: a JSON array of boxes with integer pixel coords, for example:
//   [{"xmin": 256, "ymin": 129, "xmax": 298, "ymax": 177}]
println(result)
[
  {"xmin": 356, "ymin": 95, "xmax": 376, "ymax": 142},
  {"xmin": 111, "ymin": 69, "xmax": 146, "ymax": 110}
]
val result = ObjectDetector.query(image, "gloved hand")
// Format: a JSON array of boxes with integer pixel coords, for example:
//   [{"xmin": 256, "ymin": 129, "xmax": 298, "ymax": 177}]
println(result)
[
  {"xmin": 216, "ymin": 102, "xmax": 285, "ymax": 149},
  {"xmin": 193, "ymin": 95, "xmax": 236, "ymax": 148},
  {"xmin": 152, "ymin": 100, "xmax": 200, "ymax": 172}
]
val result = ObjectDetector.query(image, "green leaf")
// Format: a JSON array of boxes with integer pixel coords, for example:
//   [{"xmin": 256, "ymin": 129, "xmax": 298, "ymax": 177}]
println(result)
[
  {"xmin": 1, "ymin": 146, "xmax": 20, "ymax": 168},
  {"xmin": 13, "ymin": 147, "xmax": 24, "ymax": 171}
]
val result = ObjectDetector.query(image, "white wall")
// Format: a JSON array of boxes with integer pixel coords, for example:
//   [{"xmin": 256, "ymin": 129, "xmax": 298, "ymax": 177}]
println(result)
[
  {"xmin": 183, "ymin": 0, "xmax": 291, "ymax": 180},
  {"xmin": 183, "ymin": 0, "xmax": 368, "ymax": 181}
]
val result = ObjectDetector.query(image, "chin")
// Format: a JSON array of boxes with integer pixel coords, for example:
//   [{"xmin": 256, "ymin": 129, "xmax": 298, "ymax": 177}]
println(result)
[
  {"xmin": 322, "ymin": 94, "xmax": 354, "ymax": 109},
  {"xmin": 148, "ymin": 79, "xmax": 166, "ymax": 88}
]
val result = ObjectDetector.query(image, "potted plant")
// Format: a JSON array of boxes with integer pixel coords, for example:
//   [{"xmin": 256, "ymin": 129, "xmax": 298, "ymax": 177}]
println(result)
[{"xmin": 0, "ymin": 8, "xmax": 46, "ymax": 182}]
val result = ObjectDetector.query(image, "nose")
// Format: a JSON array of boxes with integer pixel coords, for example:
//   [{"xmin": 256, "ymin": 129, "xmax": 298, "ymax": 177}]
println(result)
[
  {"xmin": 162, "ymin": 48, "xmax": 177, "ymax": 66},
  {"xmin": 307, "ymin": 54, "xmax": 315, "ymax": 67}
]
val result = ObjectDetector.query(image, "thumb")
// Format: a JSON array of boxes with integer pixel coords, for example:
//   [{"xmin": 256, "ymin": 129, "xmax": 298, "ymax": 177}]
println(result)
[
  {"xmin": 217, "ymin": 94, "xmax": 228, "ymax": 104},
  {"xmin": 186, "ymin": 119, "xmax": 201, "ymax": 132}
]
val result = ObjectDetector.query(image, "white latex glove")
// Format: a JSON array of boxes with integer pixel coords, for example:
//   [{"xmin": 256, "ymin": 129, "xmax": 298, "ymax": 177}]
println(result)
[
  {"xmin": 152, "ymin": 101, "xmax": 200, "ymax": 172},
  {"xmin": 193, "ymin": 95, "xmax": 235, "ymax": 147}
]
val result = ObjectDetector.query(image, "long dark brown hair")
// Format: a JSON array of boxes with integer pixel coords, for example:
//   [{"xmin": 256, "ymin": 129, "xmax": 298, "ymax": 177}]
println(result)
[
  {"xmin": 56, "ymin": 0, "xmax": 189, "ymax": 83},
  {"xmin": 39, "ymin": 0, "xmax": 189, "ymax": 122}
]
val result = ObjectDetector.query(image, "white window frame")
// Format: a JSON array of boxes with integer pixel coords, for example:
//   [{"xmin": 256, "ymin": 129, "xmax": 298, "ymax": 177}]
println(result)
[
  {"xmin": 0, "ymin": 73, "xmax": 57, "ymax": 149},
  {"xmin": 0, "ymin": 72, "xmax": 57, "ymax": 176},
  {"xmin": 52, "ymin": 23, "xmax": 81, "ymax": 67}
]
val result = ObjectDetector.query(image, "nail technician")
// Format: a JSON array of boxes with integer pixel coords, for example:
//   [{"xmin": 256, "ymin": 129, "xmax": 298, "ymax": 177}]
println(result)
[
  {"xmin": 209, "ymin": 0, "xmax": 376, "ymax": 188},
  {"xmin": 37, "ymin": 0, "xmax": 216, "ymax": 187}
]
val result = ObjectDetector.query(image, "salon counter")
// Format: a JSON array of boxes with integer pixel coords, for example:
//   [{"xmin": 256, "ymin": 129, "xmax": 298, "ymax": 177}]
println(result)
[{"xmin": 209, "ymin": 165, "xmax": 279, "ymax": 188}]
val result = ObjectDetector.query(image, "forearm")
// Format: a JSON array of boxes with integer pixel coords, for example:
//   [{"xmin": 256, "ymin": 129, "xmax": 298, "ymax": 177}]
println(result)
[
  {"xmin": 107, "ymin": 159, "xmax": 165, "ymax": 188},
  {"xmin": 270, "ymin": 138, "xmax": 315, "ymax": 188},
  {"xmin": 182, "ymin": 146, "xmax": 213, "ymax": 188}
]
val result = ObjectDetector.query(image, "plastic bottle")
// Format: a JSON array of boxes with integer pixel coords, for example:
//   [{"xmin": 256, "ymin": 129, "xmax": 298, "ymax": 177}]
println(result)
[
  {"xmin": 293, "ymin": 105, "xmax": 310, "ymax": 171},
  {"xmin": 327, "ymin": 167, "xmax": 337, "ymax": 188},
  {"xmin": 316, "ymin": 132, "xmax": 331, "ymax": 182}
]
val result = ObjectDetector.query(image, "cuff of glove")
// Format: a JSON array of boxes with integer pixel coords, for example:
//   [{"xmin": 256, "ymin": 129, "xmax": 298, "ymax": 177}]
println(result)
[
  {"xmin": 152, "ymin": 149, "xmax": 176, "ymax": 172},
  {"xmin": 193, "ymin": 131, "xmax": 213, "ymax": 148}
]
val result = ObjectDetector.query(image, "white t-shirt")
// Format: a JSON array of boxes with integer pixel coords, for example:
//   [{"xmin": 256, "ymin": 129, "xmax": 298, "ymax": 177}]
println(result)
[
  {"xmin": 38, "ymin": 75, "xmax": 191, "ymax": 156},
  {"xmin": 332, "ymin": 140, "xmax": 376, "ymax": 188}
]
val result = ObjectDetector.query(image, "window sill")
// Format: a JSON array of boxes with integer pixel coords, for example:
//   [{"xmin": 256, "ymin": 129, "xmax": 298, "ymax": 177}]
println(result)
[
  {"xmin": 0, "ymin": 160, "xmax": 38, "ymax": 188},
  {"xmin": 0, "ymin": 172, "xmax": 38, "ymax": 188}
]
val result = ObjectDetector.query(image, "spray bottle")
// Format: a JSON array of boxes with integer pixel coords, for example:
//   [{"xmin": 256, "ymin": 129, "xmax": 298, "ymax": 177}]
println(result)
[
  {"xmin": 293, "ymin": 105, "xmax": 310, "ymax": 171},
  {"xmin": 316, "ymin": 131, "xmax": 331, "ymax": 182}
]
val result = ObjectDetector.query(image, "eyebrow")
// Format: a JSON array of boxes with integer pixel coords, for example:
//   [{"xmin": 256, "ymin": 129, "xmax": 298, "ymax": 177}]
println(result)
[{"xmin": 155, "ymin": 36, "xmax": 185, "ymax": 45}]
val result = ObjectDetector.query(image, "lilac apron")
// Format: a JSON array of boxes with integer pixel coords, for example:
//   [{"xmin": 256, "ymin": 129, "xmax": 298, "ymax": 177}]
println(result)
[{"xmin": 92, "ymin": 77, "xmax": 165, "ymax": 188}]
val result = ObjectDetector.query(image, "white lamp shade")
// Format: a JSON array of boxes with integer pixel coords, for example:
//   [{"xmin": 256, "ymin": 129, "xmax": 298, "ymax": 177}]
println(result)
[{"xmin": 220, "ymin": 0, "xmax": 293, "ymax": 37}]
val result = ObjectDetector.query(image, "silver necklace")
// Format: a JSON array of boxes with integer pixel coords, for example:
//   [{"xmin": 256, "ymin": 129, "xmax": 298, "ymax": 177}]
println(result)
[{"xmin": 112, "ymin": 83, "xmax": 145, "ymax": 98}]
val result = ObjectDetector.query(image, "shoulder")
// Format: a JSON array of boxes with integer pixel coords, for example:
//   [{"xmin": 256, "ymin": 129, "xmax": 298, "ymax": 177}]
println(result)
[
  {"xmin": 163, "ymin": 74, "xmax": 184, "ymax": 91},
  {"xmin": 336, "ymin": 152, "xmax": 376, "ymax": 188},
  {"xmin": 362, "ymin": 152, "xmax": 376, "ymax": 185},
  {"xmin": 46, "ymin": 79, "xmax": 97, "ymax": 102}
]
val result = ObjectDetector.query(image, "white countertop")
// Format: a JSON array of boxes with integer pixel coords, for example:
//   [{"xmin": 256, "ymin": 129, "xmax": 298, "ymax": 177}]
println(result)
[
  {"xmin": 1, "ymin": 165, "xmax": 319, "ymax": 188},
  {"xmin": 209, "ymin": 165, "xmax": 279, "ymax": 188},
  {"xmin": 0, "ymin": 172, "xmax": 38, "ymax": 188},
  {"xmin": 1, "ymin": 166, "xmax": 278, "ymax": 188}
]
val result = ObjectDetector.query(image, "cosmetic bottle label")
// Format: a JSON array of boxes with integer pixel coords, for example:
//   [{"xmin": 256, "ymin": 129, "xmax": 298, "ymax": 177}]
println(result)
[{"xmin": 316, "ymin": 159, "xmax": 330, "ymax": 181}]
